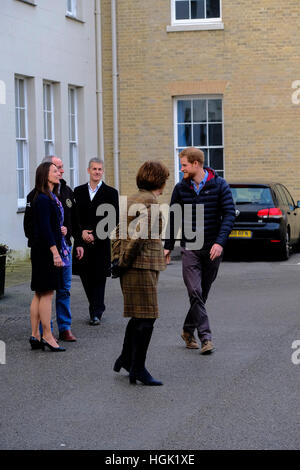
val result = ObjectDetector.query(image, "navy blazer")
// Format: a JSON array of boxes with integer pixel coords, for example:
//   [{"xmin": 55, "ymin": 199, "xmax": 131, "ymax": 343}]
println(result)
[{"xmin": 32, "ymin": 193, "xmax": 62, "ymax": 250}]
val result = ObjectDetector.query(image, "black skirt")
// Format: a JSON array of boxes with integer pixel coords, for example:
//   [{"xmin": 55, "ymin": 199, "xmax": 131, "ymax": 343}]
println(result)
[{"xmin": 30, "ymin": 245, "xmax": 63, "ymax": 292}]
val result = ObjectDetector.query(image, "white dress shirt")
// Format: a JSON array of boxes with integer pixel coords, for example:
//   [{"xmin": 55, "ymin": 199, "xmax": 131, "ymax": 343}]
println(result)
[{"xmin": 88, "ymin": 181, "xmax": 103, "ymax": 201}]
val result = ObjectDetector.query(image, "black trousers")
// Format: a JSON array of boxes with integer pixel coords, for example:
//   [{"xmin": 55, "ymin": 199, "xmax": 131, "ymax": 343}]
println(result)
[{"xmin": 79, "ymin": 271, "xmax": 107, "ymax": 319}]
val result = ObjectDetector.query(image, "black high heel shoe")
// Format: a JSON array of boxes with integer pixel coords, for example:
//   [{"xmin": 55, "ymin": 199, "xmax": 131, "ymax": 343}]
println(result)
[
  {"xmin": 41, "ymin": 338, "xmax": 66, "ymax": 352},
  {"xmin": 113, "ymin": 356, "xmax": 130, "ymax": 373},
  {"xmin": 129, "ymin": 368, "xmax": 163, "ymax": 386},
  {"xmin": 29, "ymin": 336, "xmax": 42, "ymax": 350}
]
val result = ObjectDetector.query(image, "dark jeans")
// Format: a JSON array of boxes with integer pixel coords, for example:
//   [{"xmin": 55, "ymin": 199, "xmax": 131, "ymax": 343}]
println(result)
[
  {"xmin": 79, "ymin": 272, "xmax": 107, "ymax": 319},
  {"xmin": 56, "ymin": 254, "xmax": 72, "ymax": 333},
  {"xmin": 181, "ymin": 247, "xmax": 222, "ymax": 342}
]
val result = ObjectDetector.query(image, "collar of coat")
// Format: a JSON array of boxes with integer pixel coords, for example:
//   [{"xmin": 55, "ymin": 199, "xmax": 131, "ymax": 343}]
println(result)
[{"xmin": 182, "ymin": 167, "xmax": 217, "ymax": 191}]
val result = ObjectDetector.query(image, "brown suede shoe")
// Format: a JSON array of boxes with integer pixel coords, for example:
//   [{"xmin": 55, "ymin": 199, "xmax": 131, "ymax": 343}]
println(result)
[
  {"xmin": 59, "ymin": 330, "xmax": 77, "ymax": 342},
  {"xmin": 200, "ymin": 340, "xmax": 215, "ymax": 355},
  {"xmin": 181, "ymin": 331, "xmax": 199, "ymax": 349}
]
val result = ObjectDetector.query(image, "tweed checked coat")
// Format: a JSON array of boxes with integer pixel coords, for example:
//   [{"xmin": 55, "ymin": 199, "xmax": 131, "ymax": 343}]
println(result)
[{"xmin": 112, "ymin": 189, "xmax": 166, "ymax": 318}]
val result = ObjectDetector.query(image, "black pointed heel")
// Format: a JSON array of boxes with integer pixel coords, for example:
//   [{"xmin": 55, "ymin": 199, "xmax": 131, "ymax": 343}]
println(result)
[
  {"xmin": 113, "ymin": 356, "xmax": 130, "ymax": 373},
  {"xmin": 29, "ymin": 336, "xmax": 42, "ymax": 350},
  {"xmin": 41, "ymin": 338, "xmax": 66, "ymax": 352}
]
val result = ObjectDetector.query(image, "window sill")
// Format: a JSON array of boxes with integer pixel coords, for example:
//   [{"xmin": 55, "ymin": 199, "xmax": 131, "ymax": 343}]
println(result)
[
  {"xmin": 66, "ymin": 13, "xmax": 85, "ymax": 24},
  {"xmin": 15, "ymin": 0, "xmax": 37, "ymax": 5},
  {"xmin": 167, "ymin": 22, "xmax": 224, "ymax": 32},
  {"xmin": 17, "ymin": 207, "xmax": 25, "ymax": 214}
]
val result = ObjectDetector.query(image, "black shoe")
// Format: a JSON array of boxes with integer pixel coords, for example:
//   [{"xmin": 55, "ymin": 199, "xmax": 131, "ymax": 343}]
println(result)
[
  {"xmin": 41, "ymin": 338, "xmax": 66, "ymax": 352},
  {"xmin": 113, "ymin": 356, "xmax": 130, "ymax": 373},
  {"xmin": 29, "ymin": 336, "xmax": 42, "ymax": 350},
  {"xmin": 89, "ymin": 316, "xmax": 101, "ymax": 326},
  {"xmin": 129, "ymin": 368, "xmax": 163, "ymax": 386}
]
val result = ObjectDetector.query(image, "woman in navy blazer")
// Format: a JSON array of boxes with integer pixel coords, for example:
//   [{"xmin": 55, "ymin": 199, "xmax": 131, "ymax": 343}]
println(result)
[{"xmin": 29, "ymin": 162, "xmax": 66, "ymax": 352}]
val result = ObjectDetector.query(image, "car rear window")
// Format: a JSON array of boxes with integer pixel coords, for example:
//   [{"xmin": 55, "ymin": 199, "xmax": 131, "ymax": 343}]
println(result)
[{"xmin": 230, "ymin": 187, "xmax": 273, "ymax": 205}]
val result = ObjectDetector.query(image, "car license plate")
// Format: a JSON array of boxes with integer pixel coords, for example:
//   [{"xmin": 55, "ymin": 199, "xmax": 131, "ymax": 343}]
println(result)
[{"xmin": 229, "ymin": 230, "xmax": 252, "ymax": 238}]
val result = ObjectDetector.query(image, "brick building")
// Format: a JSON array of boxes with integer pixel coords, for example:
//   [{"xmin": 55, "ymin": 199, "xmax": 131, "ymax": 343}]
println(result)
[
  {"xmin": 102, "ymin": 0, "xmax": 300, "ymax": 203},
  {"xmin": 1, "ymin": 0, "xmax": 300, "ymax": 255}
]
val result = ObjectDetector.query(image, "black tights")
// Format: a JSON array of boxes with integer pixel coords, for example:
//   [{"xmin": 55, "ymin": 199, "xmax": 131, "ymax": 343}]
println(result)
[{"xmin": 119, "ymin": 318, "xmax": 156, "ymax": 372}]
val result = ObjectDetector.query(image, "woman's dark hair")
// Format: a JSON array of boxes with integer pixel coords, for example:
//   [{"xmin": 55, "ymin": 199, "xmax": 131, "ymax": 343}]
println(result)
[
  {"xmin": 34, "ymin": 162, "xmax": 59, "ymax": 201},
  {"xmin": 136, "ymin": 161, "xmax": 169, "ymax": 191}
]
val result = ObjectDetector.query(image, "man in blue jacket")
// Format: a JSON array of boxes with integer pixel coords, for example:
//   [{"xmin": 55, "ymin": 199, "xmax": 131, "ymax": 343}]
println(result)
[{"xmin": 164, "ymin": 147, "xmax": 235, "ymax": 354}]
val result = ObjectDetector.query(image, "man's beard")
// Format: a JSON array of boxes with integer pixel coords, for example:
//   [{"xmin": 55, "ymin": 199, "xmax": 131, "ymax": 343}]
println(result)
[{"xmin": 183, "ymin": 170, "xmax": 196, "ymax": 180}]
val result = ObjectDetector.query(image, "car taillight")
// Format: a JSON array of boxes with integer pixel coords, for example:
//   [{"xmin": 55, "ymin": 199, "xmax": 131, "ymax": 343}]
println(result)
[{"xmin": 257, "ymin": 208, "xmax": 283, "ymax": 219}]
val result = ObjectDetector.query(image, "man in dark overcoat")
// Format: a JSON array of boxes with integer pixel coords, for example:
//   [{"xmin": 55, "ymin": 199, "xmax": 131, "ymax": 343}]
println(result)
[{"xmin": 73, "ymin": 158, "xmax": 119, "ymax": 325}]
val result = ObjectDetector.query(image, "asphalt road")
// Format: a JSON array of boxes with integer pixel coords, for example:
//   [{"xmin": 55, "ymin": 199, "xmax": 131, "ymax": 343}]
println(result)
[{"xmin": 1, "ymin": 250, "xmax": 300, "ymax": 450}]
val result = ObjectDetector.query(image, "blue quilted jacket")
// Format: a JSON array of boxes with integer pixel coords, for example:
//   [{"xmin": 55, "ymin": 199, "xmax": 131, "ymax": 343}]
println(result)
[{"xmin": 164, "ymin": 168, "xmax": 236, "ymax": 250}]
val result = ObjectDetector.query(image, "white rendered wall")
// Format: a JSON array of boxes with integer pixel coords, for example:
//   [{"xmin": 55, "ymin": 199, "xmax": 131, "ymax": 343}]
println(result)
[{"xmin": 0, "ymin": 0, "xmax": 98, "ymax": 254}]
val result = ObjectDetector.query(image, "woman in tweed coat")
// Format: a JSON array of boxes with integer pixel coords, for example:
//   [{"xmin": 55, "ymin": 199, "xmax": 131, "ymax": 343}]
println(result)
[{"xmin": 113, "ymin": 161, "xmax": 169, "ymax": 385}]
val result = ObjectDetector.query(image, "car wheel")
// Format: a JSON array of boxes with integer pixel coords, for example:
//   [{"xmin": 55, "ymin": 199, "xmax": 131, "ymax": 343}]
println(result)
[{"xmin": 278, "ymin": 230, "xmax": 290, "ymax": 261}]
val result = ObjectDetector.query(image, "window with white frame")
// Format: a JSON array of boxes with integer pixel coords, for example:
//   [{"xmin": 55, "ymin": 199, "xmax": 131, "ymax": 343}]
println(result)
[
  {"xmin": 68, "ymin": 87, "xmax": 79, "ymax": 189},
  {"xmin": 172, "ymin": 0, "xmax": 221, "ymax": 23},
  {"xmin": 43, "ymin": 82, "xmax": 55, "ymax": 156},
  {"xmin": 15, "ymin": 77, "xmax": 29, "ymax": 208},
  {"xmin": 67, "ymin": 0, "xmax": 77, "ymax": 17},
  {"xmin": 174, "ymin": 97, "xmax": 224, "ymax": 181}
]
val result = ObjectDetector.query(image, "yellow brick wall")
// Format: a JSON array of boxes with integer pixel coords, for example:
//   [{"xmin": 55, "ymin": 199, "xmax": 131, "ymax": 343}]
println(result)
[{"xmin": 102, "ymin": 0, "xmax": 300, "ymax": 202}]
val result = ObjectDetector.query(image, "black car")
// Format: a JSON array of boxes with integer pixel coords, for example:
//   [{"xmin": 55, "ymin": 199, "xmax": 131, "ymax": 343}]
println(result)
[{"xmin": 227, "ymin": 182, "xmax": 300, "ymax": 260}]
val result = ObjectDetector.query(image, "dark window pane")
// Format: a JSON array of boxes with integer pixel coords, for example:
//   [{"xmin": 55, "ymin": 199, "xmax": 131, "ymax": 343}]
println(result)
[
  {"xmin": 275, "ymin": 186, "xmax": 287, "ymax": 206},
  {"xmin": 206, "ymin": 0, "xmax": 220, "ymax": 18},
  {"xmin": 210, "ymin": 148, "xmax": 223, "ymax": 170},
  {"xmin": 208, "ymin": 99, "xmax": 222, "ymax": 122},
  {"xmin": 178, "ymin": 100, "xmax": 191, "ymax": 123},
  {"xmin": 193, "ymin": 99, "xmax": 206, "ymax": 122},
  {"xmin": 175, "ymin": 1, "xmax": 189, "ymax": 20},
  {"xmin": 178, "ymin": 155, "xmax": 184, "ymax": 181},
  {"xmin": 17, "ymin": 141, "xmax": 24, "ymax": 168},
  {"xmin": 18, "ymin": 170, "xmax": 25, "ymax": 199},
  {"xmin": 208, "ymin": 124, "xmax": 222, "ymax": 146},
  {"xmin": 44, "ymin": 112, "xmax": 47, "ymax": 139},
  {"xmin": 178, "ymin": 124, "xmax": 192, "ymax": 147},
  {"xmin": 20, "ymin": 109, "xmax": 26, "ymax": 138},
  {"xmin": 193, "ymin": 124, "xmax": 207, "ymax": 146},
  {"xmin": 69, "ymin": 143, "xmax": 74, "ymax": 167},
  {"xmin": 191, "ymin": 0, "xmax": 204, "ymax": 19},
  {"xmin": 215, "ymin": 170, "xmax": 224, "ymax": 178},
  {"xmin": 282, "ymin": 185, "xmax": 295, "ymax": 207},
  {"xmin": 15, "ymin": 79, "xmax": 19, "ymax": 107},
  {"xmin": 19, "ymin": 80, "xmax": 25, "ymax": 108},
  {"xmin": 201, "ymin": 148, "xmax": 208, "ymax": 166},
  {"xmin": 15, "ymin": 109, "xmax": 20, "ymax": 138}
]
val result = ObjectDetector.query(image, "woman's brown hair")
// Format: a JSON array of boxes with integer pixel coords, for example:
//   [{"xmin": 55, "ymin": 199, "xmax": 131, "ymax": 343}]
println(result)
[
  {"xmin": 34, "ymin": 162, "xmax": 59, "ymax": 201},
  {"xmin": 136, "ymin": 161, "xmax": 169, "ymax": 191}
]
